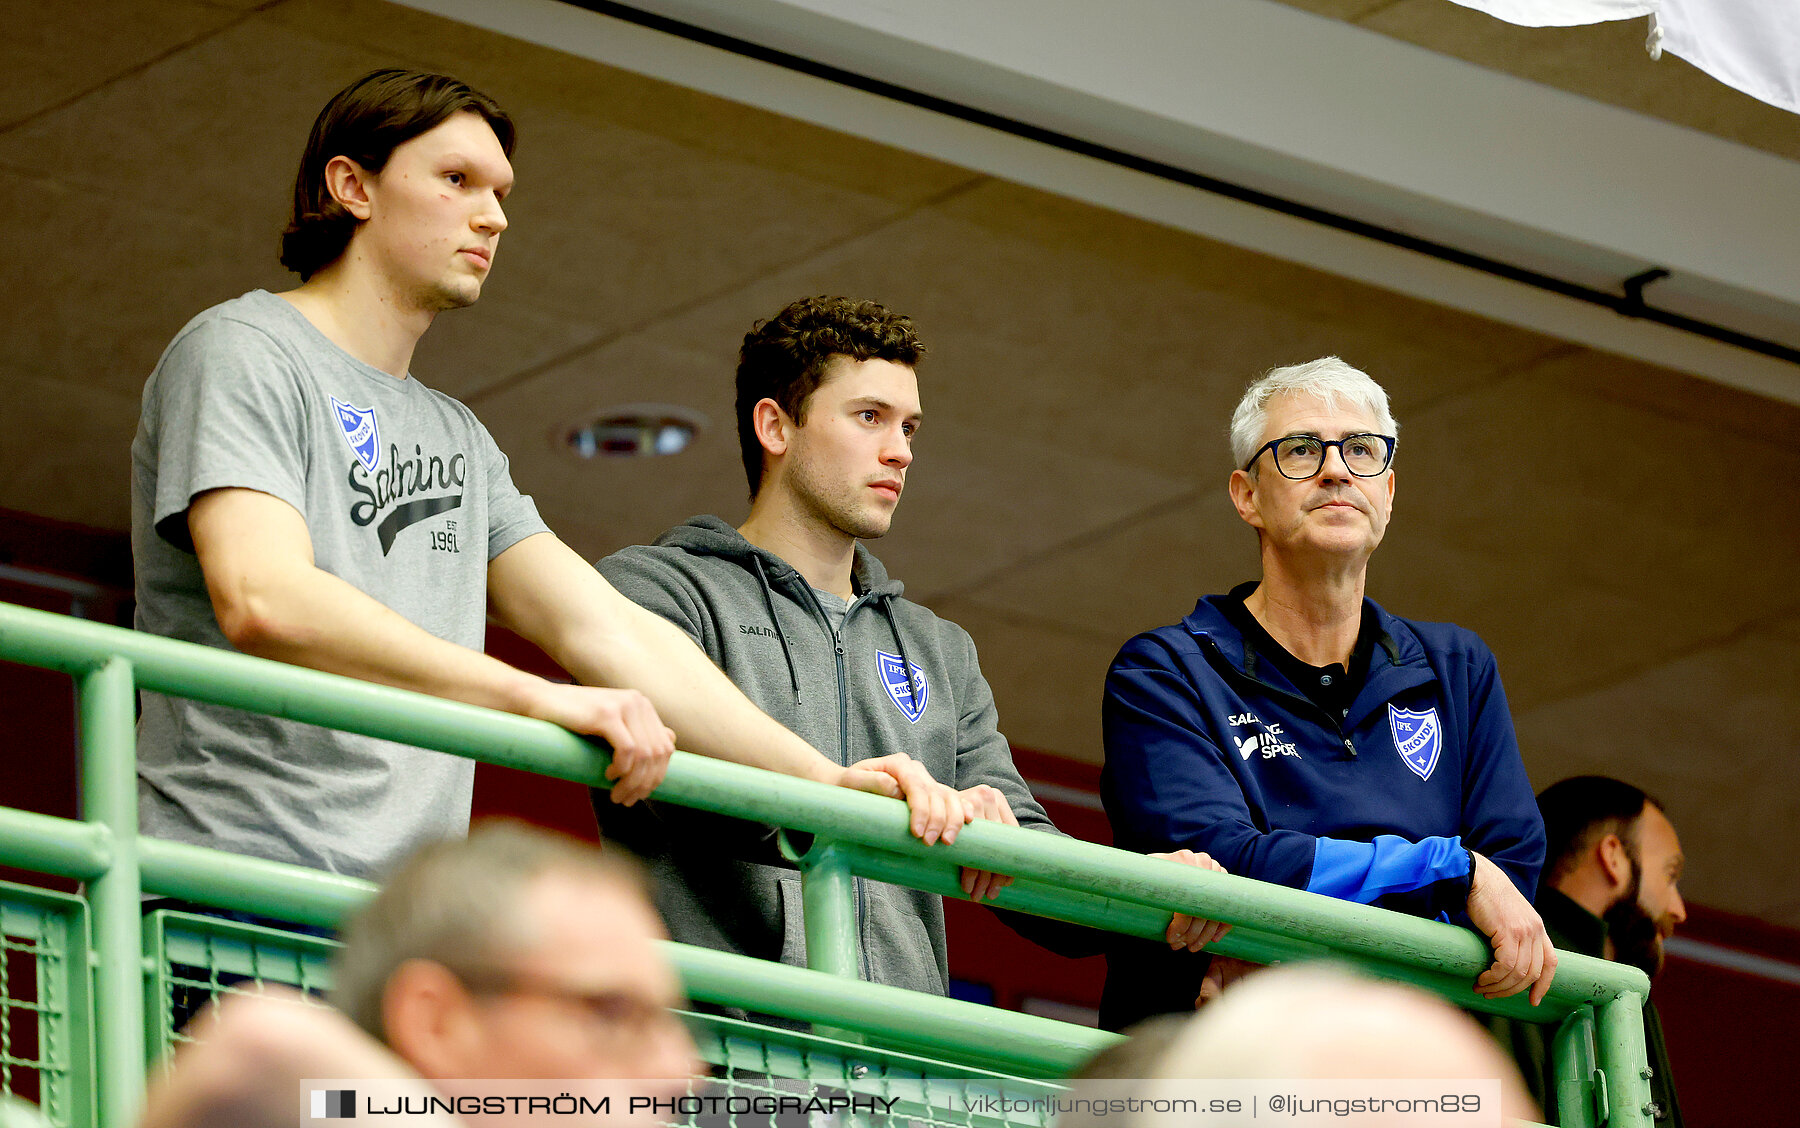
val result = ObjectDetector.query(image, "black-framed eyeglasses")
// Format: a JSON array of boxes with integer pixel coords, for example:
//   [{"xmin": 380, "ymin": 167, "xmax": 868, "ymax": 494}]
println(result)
[
  {"xmin": 1244, "ymin": 433, "xmax": 1396, "ymax": 479},
  {"xmin": 455, "ymin": 967, "xmax": 676, "ymax": 1037}
]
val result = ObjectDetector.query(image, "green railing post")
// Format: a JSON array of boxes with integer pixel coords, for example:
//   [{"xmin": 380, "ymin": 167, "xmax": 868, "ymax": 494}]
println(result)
[
  {"xmin": 800, "ymin": 842, "xmax": 861, "ymax": 978},
  {"xmin": 76, "ymin": 658, "xmax": 143, "ymax": 1128},
  {"xmin": 1551, "ymin": 1005, "xmax": 1600, "ymax": 1128},
  {"xmin": 1596, "ymin": 992, "xmax": 1653, "ymax": 1128}
]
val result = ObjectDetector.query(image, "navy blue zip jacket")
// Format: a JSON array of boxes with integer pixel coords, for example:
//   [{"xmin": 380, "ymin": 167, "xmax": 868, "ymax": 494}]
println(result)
[{"xmin": 1099, "ymin": 585, "xmax": 1544, "ymax": 1026}]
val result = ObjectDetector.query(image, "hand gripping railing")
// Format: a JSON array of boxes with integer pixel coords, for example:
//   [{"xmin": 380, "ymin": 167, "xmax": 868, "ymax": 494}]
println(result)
[{"xmin": 0, "ymin": 600, "xmax": 1650, "ymax": 1128}]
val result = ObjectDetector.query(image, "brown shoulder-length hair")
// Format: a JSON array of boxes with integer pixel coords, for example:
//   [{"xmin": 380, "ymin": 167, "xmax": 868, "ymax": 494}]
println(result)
[{"xmin": 279, "ymin": 69, "xmax": 514, "ymax": 280}]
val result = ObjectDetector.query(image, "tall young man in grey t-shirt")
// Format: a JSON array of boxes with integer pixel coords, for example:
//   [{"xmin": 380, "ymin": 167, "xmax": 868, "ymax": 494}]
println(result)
[{"xmin": 132, "ymin": 70, "xmax": 962, "ymax": 881}]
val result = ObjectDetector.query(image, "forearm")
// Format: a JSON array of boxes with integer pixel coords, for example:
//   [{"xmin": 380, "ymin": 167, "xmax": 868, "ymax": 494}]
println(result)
[
  {"xmin": 1307, "ymin": 834, "xmax": 1470, "ymax": 902},
  {"xmin": 490, "ymin": 535, "xmax": 869, "ymax": 790},
  {"xmin": 213, "ymin": 557, "xmax": 546, "ymax": 718},
  {"xmin": 553, "ymin": 598, "xmax": 841, "ymax": 782}
]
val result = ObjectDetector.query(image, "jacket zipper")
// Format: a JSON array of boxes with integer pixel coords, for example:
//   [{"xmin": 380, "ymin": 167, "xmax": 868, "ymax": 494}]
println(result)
[
  {"xmin": 1201, "ymin": 636, "xmax": 1359, "ymax": 758},
  {"xmin": 800, "ymin": 580, "xmax": 870, "ymax": 980},
  {"xmin": 832, "ymin": 623, "xmax": 865, "ymax": 979}
]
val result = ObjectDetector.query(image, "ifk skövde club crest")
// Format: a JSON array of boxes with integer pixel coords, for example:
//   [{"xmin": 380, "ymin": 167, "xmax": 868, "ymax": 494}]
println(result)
[
  {"xmin": 1387, "ymin": 704, "xmax": 1442, "ymax": 781},
  {"xmin": 877, "ymin": 650, "xmax": 929, "ymax": 723},
  {"xmin": 330, "ymin": 395, "xmax": 380, "ymax": 473}
]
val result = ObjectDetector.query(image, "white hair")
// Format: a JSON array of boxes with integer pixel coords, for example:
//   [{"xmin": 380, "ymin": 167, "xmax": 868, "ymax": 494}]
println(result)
[
  {"xmin": 1060, "ymin": 965, "xmax": 1538, "ymax": 1128},
  {"xmin": 1228, "ymin": 357, "xmax": 1398, "ymax": 472}
]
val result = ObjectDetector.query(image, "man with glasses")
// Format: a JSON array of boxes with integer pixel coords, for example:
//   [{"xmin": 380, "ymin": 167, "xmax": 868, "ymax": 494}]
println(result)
[
  {"xmin": 1099, "ymin": 357, "xmax": 1553, "ymax": 1028},
  {"xmin": 137, "ymin": 822, "xmax": 698, "ymax": 1128}
]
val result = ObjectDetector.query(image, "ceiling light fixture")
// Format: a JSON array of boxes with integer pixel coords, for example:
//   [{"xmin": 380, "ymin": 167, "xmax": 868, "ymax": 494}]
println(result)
[{"xmin": 562, "ymin": 404, "xmax": 706, "ymax": 459}]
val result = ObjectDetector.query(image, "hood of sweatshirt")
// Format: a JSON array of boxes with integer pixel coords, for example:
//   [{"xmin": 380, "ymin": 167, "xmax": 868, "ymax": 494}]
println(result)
[
  {"xmin": 643, "ymin": 516, "xmax": 920, "ymax": 709},
  {"xmin": 648, "ymin": 514, "xmax": 904, "ymax": 599}
]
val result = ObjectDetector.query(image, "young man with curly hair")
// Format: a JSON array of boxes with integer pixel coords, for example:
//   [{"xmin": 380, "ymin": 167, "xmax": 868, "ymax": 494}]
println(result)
[{"xmin": 598, "ymin": 296, "xmax": 1225, "ymax": 995}]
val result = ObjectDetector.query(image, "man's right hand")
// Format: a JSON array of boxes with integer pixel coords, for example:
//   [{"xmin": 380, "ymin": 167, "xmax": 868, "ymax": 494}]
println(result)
[
  {"xmin": 1149, "ymin": 848, "xmax": 1233, "ymax": 951},
  {"xmin": 1466, "ymin": 850, "xmax": 1558, "ymax": 1006},
  {"xmin": 526, "ymin": 683, "xmax": 675, "ymax": 806}
]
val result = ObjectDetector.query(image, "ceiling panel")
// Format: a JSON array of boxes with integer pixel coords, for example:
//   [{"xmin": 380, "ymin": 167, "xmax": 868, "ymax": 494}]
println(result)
[
  {"xmin": 0, "ymin": 17, "xmax": 383, "ymax": 221},
  {"xmin": 0, "ymin": 375, "xmax": 140, "ymax": 531},
  {"xmin": 925, "ymin": 597, "xmax": 1127, "ymax": 765},
  {"xmin": 1514, "ymin": 626, "xmax": 1800, "ymax": 926},
  {"xmin": 953, "ymin": 491, "xmax": 1255, "ymax": 644},
  {"xmin": 1398, "ymin": 352, "xmax": 1798, "ymax": 618},
  {"xmin": 0, "ymin": 0, "xmax": 242, "ymax": 128},
  {"xmin": 0, "ymin": 164, "xmax": 286, "ymax": 399},
  {"xmin": 927, "ymin": 179, "xmax": 1561, "ymax": 409}
]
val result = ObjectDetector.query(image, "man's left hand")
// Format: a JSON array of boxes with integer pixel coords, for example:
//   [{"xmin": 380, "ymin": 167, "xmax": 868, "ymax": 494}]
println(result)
[
  {"xmin": 1195, "ymin": 954, "xmax": 1259, "ymax": 1007},
  {"xmin": 840, "ymin": 754, "xmax": 970, "ymax": 846},
  {"xmin": 1466, "ymin": 850, "xmax": 1559, "ymax": 1005}
]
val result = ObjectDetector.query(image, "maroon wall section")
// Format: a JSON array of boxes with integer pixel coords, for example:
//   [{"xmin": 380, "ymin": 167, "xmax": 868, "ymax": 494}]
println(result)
[
  {"xmin": 471, "ymin": 625, "xmax": 601, "ymax": 842},
  {"xmin": 1, "ymin": 510, "xmax": 134, "ymax": 891},
  {"xmin": 0, "ymin": 510, "xmax": 1791, "ymax": 1126},
  {"xmin": 1655, "ymin": 907, "xmax": 1800, "ymax": 1128},
  {"xmin": 943, "ymin": 747, "xmax": 1112, "ymax": 1016}
]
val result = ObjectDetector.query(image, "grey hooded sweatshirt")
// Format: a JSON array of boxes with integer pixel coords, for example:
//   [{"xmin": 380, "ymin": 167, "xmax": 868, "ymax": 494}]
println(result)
[{"xmin": 597, "ymin": 516, "xmax": 1075, "ymax": 995}]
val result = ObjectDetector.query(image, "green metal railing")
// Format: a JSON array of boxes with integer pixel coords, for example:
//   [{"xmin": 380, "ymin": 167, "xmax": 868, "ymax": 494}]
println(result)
[
  {"xmin": 0, "ymin": 599, "xmax": 1651, "ymax": 1127},
  {"xmin": 129, "ymin": 907, "xmax": 1059, "ymax": 1128}
]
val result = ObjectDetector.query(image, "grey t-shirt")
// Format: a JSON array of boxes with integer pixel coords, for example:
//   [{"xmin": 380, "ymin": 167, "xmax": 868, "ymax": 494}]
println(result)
[
  {"xmin": 810, "ymin": 588, "xmax": 848, "ymax": 635},
  {"xmin": 130, "ymin": 290, "xmax": 548, "ymax": 880}
]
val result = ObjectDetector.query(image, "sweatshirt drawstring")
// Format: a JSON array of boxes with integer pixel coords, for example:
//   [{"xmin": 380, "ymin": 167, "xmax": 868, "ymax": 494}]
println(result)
[
  {"xmin": 752, "ymin": 555, "xmax": 803, "ymax": 705},
  {"xmin": 880, "ymin": 594, "xmax": 920, "ymax": 711}
]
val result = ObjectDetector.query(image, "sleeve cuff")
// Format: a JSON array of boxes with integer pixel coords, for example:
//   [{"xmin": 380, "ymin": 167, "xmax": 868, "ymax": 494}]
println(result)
[{"xmin": 1307, "ymin": 834, "xmax": 1469, "ymax": 903}]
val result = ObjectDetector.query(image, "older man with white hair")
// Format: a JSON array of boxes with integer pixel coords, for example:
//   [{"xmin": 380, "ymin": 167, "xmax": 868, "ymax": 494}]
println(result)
[{"xmin": 1099, "ymin": 358, "xmax": 1554, "ymax": 1029}]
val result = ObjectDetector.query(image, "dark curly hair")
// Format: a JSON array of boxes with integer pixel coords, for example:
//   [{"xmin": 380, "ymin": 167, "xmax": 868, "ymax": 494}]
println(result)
[
  {"xmin": 280, "ymin": 69, "xmax": 514, "ymax": 280},
  {"xmin": 735, "ymin": 296, "xmax": 925, "ymax": 497}
]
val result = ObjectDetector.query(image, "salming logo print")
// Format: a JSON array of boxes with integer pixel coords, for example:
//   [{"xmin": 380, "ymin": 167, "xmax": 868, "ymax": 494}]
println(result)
[
  {"xmin": 1226, "ymin": 711, "xmax": 1301, "ymax": 761},
  {"xmin": 331, "ymin": 397, "xmax": 465, "ymax": 555}
]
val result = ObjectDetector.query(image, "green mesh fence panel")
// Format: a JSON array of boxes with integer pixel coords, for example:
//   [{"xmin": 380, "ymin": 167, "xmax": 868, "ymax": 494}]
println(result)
[
  {"xmin": 143, "ymin": 911, "xmax": 1058, "ymax": 1128},
  {"xmin": 0, "ymin": 884, "xmax": 92, "ymax": 1128},
  {"xmin": 682, "ymin": 1011, "xmax": 1060, "ymax": 1128},
  {"xmin": 142, "ymin": 911, "xmax": 338, "ymax": 1066}
]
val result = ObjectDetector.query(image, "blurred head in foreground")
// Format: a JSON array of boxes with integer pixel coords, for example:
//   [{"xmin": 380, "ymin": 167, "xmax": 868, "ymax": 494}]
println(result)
[
  {"xmin": 1064, "ymin": 964, "xmax": 1537, "ymax": 1128},
  {"xmin": 141, "ymin": 824, "xmax": 698, "ymax": 1128},
  {"xmin": 333, "ymin": 820, "xmax": 699, "ymax": 1082}
]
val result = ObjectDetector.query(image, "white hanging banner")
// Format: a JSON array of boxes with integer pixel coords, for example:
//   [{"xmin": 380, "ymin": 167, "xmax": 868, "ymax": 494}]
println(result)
[
  {"xmin": 1657, "ymin": 0, "xmax": 1800, "ymax": 114},
  {"xmin": 1440, "ymin": 0, "xmax": 1654, "ymax": 27},
  {"xmin": 1443, "ymin": 0, "xmax": 1799, "ymax": 115}
]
